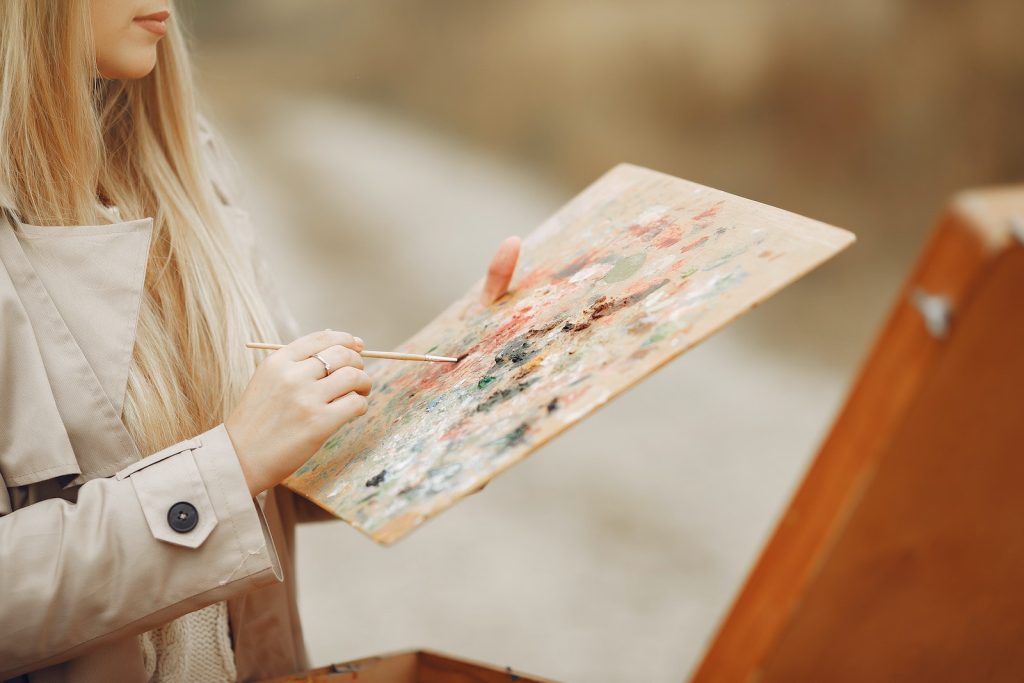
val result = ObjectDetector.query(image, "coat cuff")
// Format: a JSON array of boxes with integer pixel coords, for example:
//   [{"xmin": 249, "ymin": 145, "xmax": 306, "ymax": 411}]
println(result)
[
  {"xmin": 114, "ymin": 423, "xmax": 282, "ymax": 583},
  {"xmin": 194, "ymin": 423, "xmax": 284, "ymax": 583}
]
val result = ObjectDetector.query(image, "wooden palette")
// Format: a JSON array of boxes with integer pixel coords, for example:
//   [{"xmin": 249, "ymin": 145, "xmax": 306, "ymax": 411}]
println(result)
[{"xmin": 284, "ymin": 163, "xmax": 855, "ymax": 544}]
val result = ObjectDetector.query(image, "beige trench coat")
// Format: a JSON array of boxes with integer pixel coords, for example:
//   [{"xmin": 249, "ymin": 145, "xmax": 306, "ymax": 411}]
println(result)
[{"xmin": 0, "ymin": 130, "xmax": 332, "ymax": 681}]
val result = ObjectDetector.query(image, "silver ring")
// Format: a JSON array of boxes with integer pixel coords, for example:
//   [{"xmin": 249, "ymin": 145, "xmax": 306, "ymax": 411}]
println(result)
[{"xmin": 313, "ymin": 352, "xmax": 331, "ymax": 378}]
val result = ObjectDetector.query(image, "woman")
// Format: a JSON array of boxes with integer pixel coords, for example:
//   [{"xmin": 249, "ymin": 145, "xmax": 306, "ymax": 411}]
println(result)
[{"xmin": 0, "ymin": 1, "xmax": 520, "ymax": 680}]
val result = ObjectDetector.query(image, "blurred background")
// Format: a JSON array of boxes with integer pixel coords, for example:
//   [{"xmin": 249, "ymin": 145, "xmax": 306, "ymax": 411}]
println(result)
[{"xmin": 184, "ymin": 1, "xmax": 1023, "ymax": 680}]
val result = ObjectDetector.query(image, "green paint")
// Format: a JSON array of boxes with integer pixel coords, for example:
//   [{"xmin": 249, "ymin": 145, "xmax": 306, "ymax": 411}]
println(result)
[
  {"xmin": 680, "ymin": 267, "xmax": 697, "ymax": 279},
  {"xmin": 477, "ymin": 375, "xmax": 497, "ymax": 389},
  {"xmin": 603, "ymin": 253, "xmax": 646, "ymax": 283},
  {"xmin": 643, "ymin": 322, "xmax": 675, "ymax": 346}
]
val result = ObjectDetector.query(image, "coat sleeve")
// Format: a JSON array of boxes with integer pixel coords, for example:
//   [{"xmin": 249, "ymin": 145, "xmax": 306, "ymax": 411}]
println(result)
[{"xmin": 0, "ymin": 422, "xmax": 283, "ymax": 678}]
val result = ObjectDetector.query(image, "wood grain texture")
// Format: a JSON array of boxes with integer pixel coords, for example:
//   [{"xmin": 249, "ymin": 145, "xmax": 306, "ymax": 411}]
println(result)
[
  {"xmin": 285, "ymin": 163, "xmax": 853, "ymax": 544},
  {"xmin": 692, "ymin": 185, "xmax": 1024, "ymax": 682},
  {"xmin": 256, "ymin": 649, "xmax": 555, "ymax": 683}
]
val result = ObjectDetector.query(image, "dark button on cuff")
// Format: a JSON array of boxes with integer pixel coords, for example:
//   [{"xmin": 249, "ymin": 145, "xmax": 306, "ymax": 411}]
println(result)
[{"xmin": 167, "ymin": 501, "xmax": 199, "ymax": 533}]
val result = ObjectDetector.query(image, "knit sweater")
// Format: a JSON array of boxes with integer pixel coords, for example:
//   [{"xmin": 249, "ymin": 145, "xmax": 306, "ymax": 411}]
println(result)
[{"xmin": 138, "ymin": 602, "xmax": 237, "ymax": 682}]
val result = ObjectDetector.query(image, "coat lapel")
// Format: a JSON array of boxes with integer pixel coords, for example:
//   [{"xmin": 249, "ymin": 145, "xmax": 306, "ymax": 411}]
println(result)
[{"xmin": 0, "ymin": 208, "xmax": 149, "ymax": 487}]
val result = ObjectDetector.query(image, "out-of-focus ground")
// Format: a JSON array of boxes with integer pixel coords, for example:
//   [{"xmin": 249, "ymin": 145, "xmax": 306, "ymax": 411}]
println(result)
[{"xmin": 187, "ymin": 2, "xmax": 1023, "ymax": 680}]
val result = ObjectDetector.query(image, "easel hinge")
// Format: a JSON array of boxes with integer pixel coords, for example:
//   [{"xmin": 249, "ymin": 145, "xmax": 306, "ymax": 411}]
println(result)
[
  {"xmin": 1010, "ymin": 214, "xmax": 1024, "ymax": 246},
  {"xmin": 910, "ymin": 288, "xmax": 953, "ymax": 339}
]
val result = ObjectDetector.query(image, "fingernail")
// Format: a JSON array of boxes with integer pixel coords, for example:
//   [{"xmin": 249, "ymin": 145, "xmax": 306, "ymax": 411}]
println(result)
[
  {"xmin": 355, "ymin": 336, "xmax": 364, "ymax": 346},
  {"xmin": 325, "ymin": 327, "xmax": 333, "ymax": 331}
]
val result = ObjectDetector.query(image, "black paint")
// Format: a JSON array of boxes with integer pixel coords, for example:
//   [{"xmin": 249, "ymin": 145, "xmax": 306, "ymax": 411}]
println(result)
[
  {"xmin": 493, "ymin": 338, "xmax": 540, "ymax": 367},
  {"xmin": 562, "ymin": 320, "xmax": 591, "ymax": 332},
  {"xmin": 501, "ymin": 423, "xmax": 529, "ymax": 450},
  {"xmin": 476, "ymin": 379, "xmax": 537, "ymax": 412}
]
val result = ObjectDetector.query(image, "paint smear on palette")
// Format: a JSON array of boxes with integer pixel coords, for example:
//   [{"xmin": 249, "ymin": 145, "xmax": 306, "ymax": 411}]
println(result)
[{"xmin": 285, "ymin": 163, "xmax": 855, "ymax": 544}]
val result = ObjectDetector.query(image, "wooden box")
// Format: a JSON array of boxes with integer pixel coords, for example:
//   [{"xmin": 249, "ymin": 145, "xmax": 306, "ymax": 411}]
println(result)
[{"xmin": 260, "ymin": 649, "xmax": 556, "ymax": 683}]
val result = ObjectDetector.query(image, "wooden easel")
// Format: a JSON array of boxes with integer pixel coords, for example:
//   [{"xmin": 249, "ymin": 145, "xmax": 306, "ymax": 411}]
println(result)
[{"xmin": 692, "ymin": 185, "xmax": 1024, "ymax": 682}]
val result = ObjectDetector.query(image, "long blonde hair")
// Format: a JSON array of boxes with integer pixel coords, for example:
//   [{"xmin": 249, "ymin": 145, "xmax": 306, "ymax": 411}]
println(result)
[{"xmin": 0, "ymin": 0, "xmax": 281, "ymax": 454}]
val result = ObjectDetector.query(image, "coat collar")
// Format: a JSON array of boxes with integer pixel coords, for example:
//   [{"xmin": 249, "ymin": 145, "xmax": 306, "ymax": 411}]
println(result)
[{"xmin": 0, "ymin": 207, "xmax": 150, "ymax": 488}]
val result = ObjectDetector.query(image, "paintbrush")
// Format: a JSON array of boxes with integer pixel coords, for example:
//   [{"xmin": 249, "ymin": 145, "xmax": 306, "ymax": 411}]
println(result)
[{"xmin": 245, "ymin": 342, "xmax": 459, "ymax": 363}]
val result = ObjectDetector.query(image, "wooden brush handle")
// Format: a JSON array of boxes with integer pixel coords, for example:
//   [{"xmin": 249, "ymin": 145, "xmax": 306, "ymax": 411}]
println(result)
[{"xmin": 245, "ymin": 342, "xmax": 458, "ymax": 363}]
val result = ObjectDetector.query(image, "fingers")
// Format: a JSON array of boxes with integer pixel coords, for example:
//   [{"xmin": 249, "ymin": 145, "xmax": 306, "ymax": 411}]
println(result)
[
  {"xmin": 480, "ymin": 235, "xmax": 520, "ymax": 305},
  {"xmin": 325, "ymin": 391, "xmax": 370, "ymax": 423},
  {"xmin": 299, "ymin": 344, "xmax": 363, "ymax": 379},
  {"xmin": 317, "ymin": 365, "xmax": 373, "ymax": 402},
  {"xmin": 278, "ymin": 329, "xmax": 363, "ymax": 362}
]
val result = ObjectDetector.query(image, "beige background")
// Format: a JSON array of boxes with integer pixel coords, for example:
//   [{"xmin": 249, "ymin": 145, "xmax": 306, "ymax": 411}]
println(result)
[{"xmin": 186, "ymin": 2, "xmax": 1023, "ymax": 680}]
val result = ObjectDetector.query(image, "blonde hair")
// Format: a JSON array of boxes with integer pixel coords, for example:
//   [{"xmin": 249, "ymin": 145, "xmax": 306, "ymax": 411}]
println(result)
[{"xmin": 0, "ymin": 0, "xmax": 281, "ymax": 453}]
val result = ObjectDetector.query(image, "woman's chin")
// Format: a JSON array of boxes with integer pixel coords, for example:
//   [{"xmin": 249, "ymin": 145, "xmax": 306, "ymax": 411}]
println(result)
[{"xmin": 96, "ymin": 51, "xmax": 158, "ymax": 81}]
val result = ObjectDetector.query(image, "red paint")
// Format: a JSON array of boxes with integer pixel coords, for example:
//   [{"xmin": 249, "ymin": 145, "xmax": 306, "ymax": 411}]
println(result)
[
  {"xmin": 692, "ymin": 202, "xmax": 724, "ymax": 221},
  {"xmin": 492, "ymin": 305, "xmax": 538, "ymax": 342},
  {"xmin": 679, "ymin": 235, "xmax": 710, "ymax": 253},
  {"xmin": 629, "ymin": 217, "xmax": 674, "ymax": 241},
  {"xmin": 654, "ymin": 223, "xmax": 683, "ymax": 248},
  {"xmin": 560, "ymin": 384, "xmax": 591, "ymax": 406},
  {"xmin": 439, "ymin": 423, "xmax": 468, "ymax": 442},
  {"xmin": 628, "ymin": 222, "xmax": 659, "ymax": 239}
]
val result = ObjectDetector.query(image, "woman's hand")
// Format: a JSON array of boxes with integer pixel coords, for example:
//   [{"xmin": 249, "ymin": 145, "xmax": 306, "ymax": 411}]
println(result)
[
  {"xmin": 225, "ymin": 329, "xmax": 373, "ymax": 496},
  {"xmin": 480, "ymin": 235, "xmax": 521, "ymax": 305}
]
